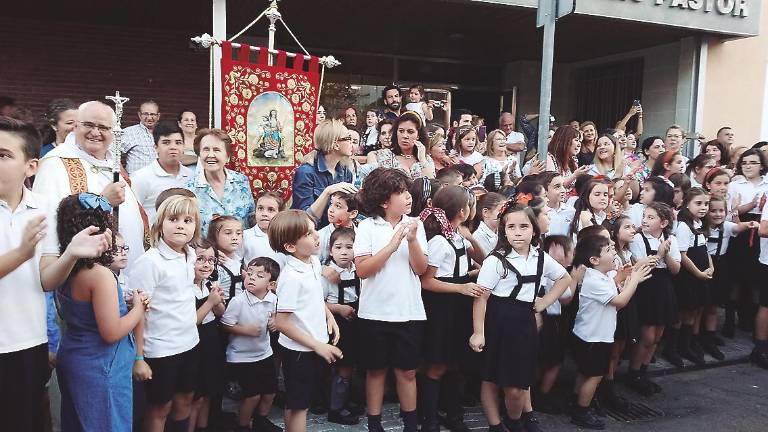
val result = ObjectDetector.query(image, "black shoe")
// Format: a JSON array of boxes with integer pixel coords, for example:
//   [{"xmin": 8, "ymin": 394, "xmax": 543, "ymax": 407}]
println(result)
[
  {"xmin": 647, "ymin": 376, "xmax": 662, "ymax": 394},
  {"xmin": 699, "ymin": 335, "xmax": 726, "ymax": 361},
  {"xmin": 590, "ymin": 398, "xmax": 607, "ymax": 418},
  {"xmin": 252, "ymin": 416, "xmax": 283, "ymax": 432},
  {"xmin": 533, "ymin": 392, "xmax": 563, "ymax": 415},
  {"xmin": 522, "ymin": 411, "xmax": 543, "ymax": 432},
  {"xmin": 662, "ymin": 345, "xmax": 685, "ymax": 367},
  {"xmin": 310, "ymin": 400, "xmax": 328, "ymax": 415},
  {"xmin": 750, "ymin": 348, "xmax": 768, "ymax": 369},
  {"xmin": 439, "ymin": 415, "xmax": 470, "ymax": 432},
  {"xmin": 328, "ymin": 409, "xmax": 359, "ymax": 425},
  {"xmin": 571, "ymin": 408, "xmax": 605, "ymax": 430},
  {"xmin": 679, "ymin": 327, "xmax": 706, "ymax": 366},
  {"xmin": 711, "ymin": 333, "xmax": 726, "ymax": 346},
  {"xmin": 679, "ymin": 343, "xmax": 706, "ymax": 365},
  {"xmin": 690, "ymin": 335, "xmax": 706, "ymax": 359},
  {"xmin": 421, "ymin": 418, "xmax": 441, "ymax": 432},
  {"xmin": 502, "ymin": 416, "xmax": 523, "ymax": 432},
  {"xmin": 625, "ymin": 373, "xmax": 655, "ymax": 397},
  {"xmin": 367, "ymin": 419, "xmax": 385, "ymax": 432},
  {"xmin": 346, "ymin": 402, "xmax": 365, "ymax": 417},
  {"xmin": 598, "ymin": 381, "xmax": 630, "ymax": 413}
]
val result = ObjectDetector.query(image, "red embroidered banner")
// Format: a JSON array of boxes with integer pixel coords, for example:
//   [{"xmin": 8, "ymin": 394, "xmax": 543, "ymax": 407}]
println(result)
[{"xmin": 221, "ymin": 42, "xmax": 321, "ymax": 202}]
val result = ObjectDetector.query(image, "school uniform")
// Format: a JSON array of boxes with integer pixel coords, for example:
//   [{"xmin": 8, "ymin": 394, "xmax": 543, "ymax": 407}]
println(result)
[
  {"xmin": 193, "ymin": 281, "xmax": 226, "ymax": 399},
  {"xmin": 0, "ymin": 188, "xmax": 59, "ymax": 431},
  {"xmin": 727, "ymin": 176, "xmax": 768, "ymax": 275},
  {"xmin": 476, "ymin": 247, "xmax": 566, "ymax": 389},
  {"xmin": 220, "ymin": 290, "xmax": 278, "ymax": 397},
  {"xmin": 217, "ymin": 254, "xmax": 245, "ymax": 303},
  {"xmin": 629, "ymin": 232, "xmax": 681, "ymax": 326},
  {"xmin": 674, "ymin": 220, "xmax": 711, "ymax": 310},
  {"xmin": 424, "ymin": 232, "xmax": 472, "ymax": 365},
  {"xmin": 549, "ymin": 207, "xmax": 606, "ymax": 241},
  {"xmin": 708, "ymin": 222, "xmax": 736, "ymax": 305},
  {"xmin": 354, "ymin": 215, "xmax": 428, "ymax": 371},
  {"xmin": 473, "ymin": 221, "xmax": 497, "ymax": 259},
  {"xmin": 538, "ymin": 277, "xmax": 572, "ymax": 367},
  {"xmin": 322, "ymin": 262, "xmax": 360, "ymax": 367},
  {"xmin": 758, "ymin": 208, "xmax": 768, "ymax": 307},
  {"xmin": 276, "ymin": 255, "xmax": 329, "ymax": 409},
  {"xmin": 131, "ymin": 240, "xmax": 200, "ymax": 405},
  {"xmin": 318, "ymin": 223, "xmax": 337, "ymax": 264},
  {"xmin": 572, "ymin": 268, "xmax": 618, "ymax": 377},
  {"xmin": 613, "ymin": 250, "xmax": 639, "ymax": 343},
  {"xmin": 242, "ymin": 224, "xmax": 287, "ymax": 268}
]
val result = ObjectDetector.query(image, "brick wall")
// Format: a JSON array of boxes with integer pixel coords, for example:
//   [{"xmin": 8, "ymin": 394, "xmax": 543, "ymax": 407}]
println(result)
[{"xmin": 0, "ymin": 17, "xmax": 210, "ymax": 128}]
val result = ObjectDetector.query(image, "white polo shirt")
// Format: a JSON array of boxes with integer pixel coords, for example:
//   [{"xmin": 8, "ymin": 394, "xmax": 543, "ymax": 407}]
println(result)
[
  {"xmin": 629, "ymin": 232, "xmax": 681, "ymax": 269},
  {"xmin": 354, "ymin": 215, "xmax": 428, "ymax": 322},
  {"xmin": 573, "ymin": 268, "xmax": 618, "ymax": 343},
  {"xmin": 318, "ymin": 223, "xmax": 337, "ymax": 264},
  {"xmin": 427, "ymin": 233, "xmax": 471, "ymax": 278},
  {"xmin": 130, "ymin": 159, "xmax": 193, "ymax": 223},
  {"xmin": 627, "ymin": 203, "xmax": 645, "ymax": 229},
  {"xmin": 760, "ymin": 207, "xmax": 768, "ymax": 266},
  {"xmin": 322, "ymin": 262, "xmax": 359, "ymax": 304},
  {"xmin": 473, "ymin": 221, "xmax": 497, "ymax": 259},
  {"xmin": 242, "ymin": 225, "xmax": 286, "ymax": 269},
  {"xmin": 220, "ymin": 290, "xmax": 276, "ymax": 362},
  {"xmin": 276, "ymin": 255, "xmax": 329, "ymax": 352},
  {"xmin": 539, "ymin": 277, "xmax": 572, "ymax": 316},
  {"xmin": 708, "ymin": 221, "xmax": 737, "ymax": 257},
  {"xmin": 549, "ymin": 207, "xmax": 606, "ymax": 240},
  {"xmin": 477, "ymin": 247, "xmax": 566, "ymax": 300},
  {"xmin": 727, "ymin": 175, "xmax": 768, "ymax": 216},
  {"xmin": 674, "ymin": 220, "xmax": 706, "ymax": 251},
  {"xmin": 131, "ymin": 239, "xmax": 199, "ymax": 358},
  {"xmin": 0, "ymin": 188, "xmax": 59, "ymax": 354}
]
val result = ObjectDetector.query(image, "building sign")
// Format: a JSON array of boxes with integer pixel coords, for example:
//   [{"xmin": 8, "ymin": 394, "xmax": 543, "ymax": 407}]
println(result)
[{"xmin": 473, "ymin": 0, "xmax": 761, "ymax": 36}]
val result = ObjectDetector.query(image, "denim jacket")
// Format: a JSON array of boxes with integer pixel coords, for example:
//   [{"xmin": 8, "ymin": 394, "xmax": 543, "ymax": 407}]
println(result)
[{"xmin": 291, "ymin": 152, "xmax": 353, "ymax": 229}]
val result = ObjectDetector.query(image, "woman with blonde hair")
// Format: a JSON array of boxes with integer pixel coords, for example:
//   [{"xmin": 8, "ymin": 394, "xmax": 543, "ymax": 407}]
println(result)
[
  {"xmin": 480, "ymin": 129, "xmax": 521, "ymax": 185},
  {"xmin": 292, "ymin": 118, "xmax": 357, "ymax": 228}
]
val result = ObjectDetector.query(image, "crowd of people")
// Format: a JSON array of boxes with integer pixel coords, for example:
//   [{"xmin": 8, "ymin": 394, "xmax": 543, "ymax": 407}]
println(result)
[{"xmin": 2, "ymin": 86, "xmax": 768, "ymax": 432}]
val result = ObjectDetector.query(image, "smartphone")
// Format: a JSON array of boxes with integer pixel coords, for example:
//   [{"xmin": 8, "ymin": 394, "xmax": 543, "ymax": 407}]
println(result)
[
  {"xmin": 633, "ymin": 99, "xmax": 641, "ymax": 107},
  {"xmin": 477, "ymin": 125, "xmax": 487, "ymax": 142}
]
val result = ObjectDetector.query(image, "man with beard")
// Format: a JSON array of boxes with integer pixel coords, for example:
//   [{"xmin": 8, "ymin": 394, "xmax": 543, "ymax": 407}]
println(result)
[{"xmin": 382, "ymin": 85, "xmax": 402, "ymax": 121}]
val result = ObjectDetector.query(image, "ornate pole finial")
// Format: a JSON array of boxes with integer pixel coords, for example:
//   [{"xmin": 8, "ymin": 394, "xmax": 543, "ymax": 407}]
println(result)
[{"xmin": 105, "ymin": 91, "xmax": 129, "ymax": 174}]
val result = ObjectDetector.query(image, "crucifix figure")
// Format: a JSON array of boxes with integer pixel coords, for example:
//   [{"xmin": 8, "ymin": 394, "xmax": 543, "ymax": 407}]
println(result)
[{"xmin": 105, "ymin": 91, "xmax": 130, "ymax": 224}]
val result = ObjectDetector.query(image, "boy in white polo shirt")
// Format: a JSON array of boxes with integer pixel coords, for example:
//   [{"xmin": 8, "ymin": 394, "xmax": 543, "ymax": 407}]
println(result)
[
  {"xmin": 570, "ymin": 235, "xmax": 651, "ymax": 430},
  {"xmin": 130, "ymin": 121, "xmax": 193, "ymax": 223},
  {"xmin": 269, "ymin": 210, "xmax": 342, "ymax": 432},
  {"xmin": 0, "ymin": 117, "xmax": 111, "ymax": 431},
  {"xmin": 221, "ymin": 256, "xmax": 281, "ymax": 432}
]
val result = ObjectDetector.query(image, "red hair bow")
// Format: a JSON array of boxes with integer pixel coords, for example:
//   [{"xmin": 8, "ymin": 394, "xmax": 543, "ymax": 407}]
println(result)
[{"xmin": 516, "ymin": 193, "xmax": 533, "ymax": 206}]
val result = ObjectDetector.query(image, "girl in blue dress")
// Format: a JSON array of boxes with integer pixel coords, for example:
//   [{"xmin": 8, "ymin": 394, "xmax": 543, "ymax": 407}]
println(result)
[{"xmin": 55, "ymin": 193, "xmax": 149, "ymax": 432}]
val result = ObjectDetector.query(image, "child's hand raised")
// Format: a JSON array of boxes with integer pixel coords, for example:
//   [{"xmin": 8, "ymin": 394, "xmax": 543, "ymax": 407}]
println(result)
[
  {"xmin": 657, "ymin": 239, "xmax": 671, "ymax": 257},
  {"xmin": 387, "ymin": 223, "xmax": 409, "ymax": 252},
  {"xmin": 207, "ymin": 286, "xmax": 223, "ymax": 306},
  {"xmin": 405, "ymin": 219, "xmax": 418, "ymax": 243},
  {"xmin": 17, "ymin": 215, "xmax": 47, "ymax": 261},
  {"xmin": 67, "ymin": 226, "xmax": 112, "ymax": 259},
  {"xmin": 629, "ymin": 263, "xmax": 653, "ymax": 284}
]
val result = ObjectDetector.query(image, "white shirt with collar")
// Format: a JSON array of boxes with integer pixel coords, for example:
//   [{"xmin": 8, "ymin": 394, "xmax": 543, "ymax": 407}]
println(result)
[
  {"xmin": 629, "ymin": 232, "xmax": 681, "ymax": 269},
  {"xmin": 221, "ymin": 289, "xmax": 277, "ymax": 362},
  {"xmin": 674, "ymin": 219, "xmax": 706, "ymax": 251},
  {"xmin": 131, "ymin": 239, "xmax": 199, "ymax": 358},
  {"xmin": 242, "ymin": 225, "xmax": 286, "ymax": 268},
  {"xmin": 626, "ymin": 203, "xmax": 645, "ymax": 229},
  {"xmin": 573, "ymin": 268, "xmax": 618, "ymax": 343},
  {"xmin": 707, "ymin": 221, "xmax": 737, "ymax": 257},
  {"xmin": 276, "ymin": 255, "xmax": 329, "ymax": 351},
  {"xmin": 0, "ymin": 188, "xmax": 59, "ymax": 354},
  {"xmin": 354, "ymin": 215, "xmax": 428, "ymax": 322},
  {"xmin": 473, "ymin": 221, "xmax": 497, "ymax": 259},
  {"xmin": 318, "ymin": 223, "xmax": 337, "ymax": 264},
  {"xmin": 727, "ymin": 175, "xmax": 768, "ymax": 216},
  {"xmin": 322, "ymin": 262, "xmax": 359, "ymax": 304},
  {"xmin": 540, "ymin": 277, "xmax": 572, "ymax": 316},
  {"xmin": 427, "ymin": 232, "xmax": 471, "ymax": 278},
  {"xmin": 476, "ymin": 247, "xmax": 566, "ymax": 300},
  {"xmin": 131, "ymin": 159, "xmax": 193, "ymax": 223},
  {"xmin": 33, "ymin": 135, "xmax": 145, "ymax": 270}
]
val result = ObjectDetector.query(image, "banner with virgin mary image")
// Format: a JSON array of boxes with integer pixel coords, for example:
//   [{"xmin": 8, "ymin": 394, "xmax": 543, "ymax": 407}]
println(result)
[{"xmin": 220, "ymin": 41, "xmax": 321, "ymax": 202}]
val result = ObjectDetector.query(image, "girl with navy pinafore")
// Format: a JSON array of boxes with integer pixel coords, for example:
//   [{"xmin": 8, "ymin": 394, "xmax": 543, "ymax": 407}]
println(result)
[
  {"xmin": 418, "ymin": 185, "xmax": 485, "ymax": 432},
  {"xmin": 470, "ymin": 203, "xmax": 571, "ymax": 432},
  {"xmin": 626, "ymin": 202, "xmax": 681, "ymax": 396}
]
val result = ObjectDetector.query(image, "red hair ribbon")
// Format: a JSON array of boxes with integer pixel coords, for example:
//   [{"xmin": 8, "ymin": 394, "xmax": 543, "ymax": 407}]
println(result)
[
  {"xmin": 592, "ymin": 174, "xmax": 608, "ymax": 182},
  {"xmin": 497, "ymin": 199, "xmax": 514, "ymax": 219},
  {"xmin": 704, "ymin": 166, "xmax": 721, "ymax": 184},
  {"xmin": 662, "ymin": 151, "xmax": 677, "ymax": 164},
  {"xmin": 419, "ymin": 206, "xmax": 455, "ymax": 238},
  {"xmin": 516, "ymin": 193, "xmax": 533, "ymax": 206}
]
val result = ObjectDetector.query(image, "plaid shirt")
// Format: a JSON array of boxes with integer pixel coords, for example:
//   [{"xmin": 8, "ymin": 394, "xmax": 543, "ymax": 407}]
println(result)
[{"xmin": 122, "ymin": 123, "xmax": 157, "ymax": 174}]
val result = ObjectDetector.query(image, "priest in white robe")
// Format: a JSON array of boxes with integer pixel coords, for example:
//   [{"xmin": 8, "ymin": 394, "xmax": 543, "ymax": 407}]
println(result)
[{"xmin": 33, "ymin": 101, "xmax": 146, "ymax": 271}]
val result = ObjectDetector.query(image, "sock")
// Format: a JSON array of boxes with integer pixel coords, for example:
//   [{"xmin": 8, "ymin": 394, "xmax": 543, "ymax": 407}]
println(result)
[
  {"xmin": 441, "ymin": 371, "xmax": 463, "ymax": 420},
  {"xmin": 418, "ymin": 376, "xmax": 441, "ymax": 424},
  {"xmin": 330, "ymin": 374, "xmax": 350, "ymax": 412},
  {"xmin": 166, "ymin": 417, "xmax": 190, "ymax": 432},
  {"xmin": 367, "ymin": 414, "xmax": 382, "ymax": 430},
  {"xmin": 401, "ymin": 410, "xmax": 419, "ymax": 432}
]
